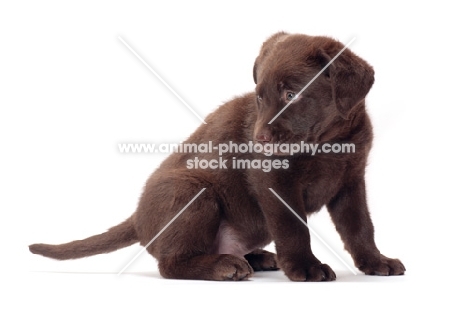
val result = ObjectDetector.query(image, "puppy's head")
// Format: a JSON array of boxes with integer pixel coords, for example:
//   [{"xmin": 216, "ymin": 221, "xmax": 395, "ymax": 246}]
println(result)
[{"xmin": 253, "ymin": 32, "xmax": 374, "ymax": 148}]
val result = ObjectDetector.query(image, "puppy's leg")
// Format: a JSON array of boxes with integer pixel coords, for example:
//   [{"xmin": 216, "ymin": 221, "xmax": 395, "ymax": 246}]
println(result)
[
  {"xmin": 327, "ymin": 179, "xmax": 406, "ymax": 276},
  {"xmin": 252, "ymin": 185, "xmax": 336, "ymax": 281},
  {"xmin": 244, "ymin": 249, "xmax": 279, "ymax": 271},
  {"xmin": 136, "ymin": 174, "xmax": 253, "ymax": 281}
]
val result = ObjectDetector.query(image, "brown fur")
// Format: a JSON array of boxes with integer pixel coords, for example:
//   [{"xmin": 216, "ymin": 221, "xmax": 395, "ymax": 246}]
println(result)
[{"xmin": 29, "ymin": 32, "xmax": 405, "ymax": 281}]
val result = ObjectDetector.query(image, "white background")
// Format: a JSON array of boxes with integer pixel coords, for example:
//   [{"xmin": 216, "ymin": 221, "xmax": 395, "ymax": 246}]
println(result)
[{"xmin": 1, "ymin": 0, "xmax": 467, "ymax": 310}]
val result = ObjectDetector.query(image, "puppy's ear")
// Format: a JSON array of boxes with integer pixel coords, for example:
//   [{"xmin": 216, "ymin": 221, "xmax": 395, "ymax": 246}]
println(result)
[
  {"xmin": 254, "ymin": 32, "xmax": 290, "ymax": 84},
  {"xmin": 253, "ymin": 57, "xmax": 259, "ymax": 84},
  {"xmin": 319, "ymin": 44, "xmax": 375, "ymax": 119}
]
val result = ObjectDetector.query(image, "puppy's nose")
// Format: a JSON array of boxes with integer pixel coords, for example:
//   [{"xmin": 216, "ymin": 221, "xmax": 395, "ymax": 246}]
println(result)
[{"xmin": 255, "ymin": 132, "xmax": 272, "ymax": 143}]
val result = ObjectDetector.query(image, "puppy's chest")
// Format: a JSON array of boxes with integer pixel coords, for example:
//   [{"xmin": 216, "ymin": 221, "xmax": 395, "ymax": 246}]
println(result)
[{"xmin": 297, "ymin": 160, "xmax": 346, "ymax": 213}]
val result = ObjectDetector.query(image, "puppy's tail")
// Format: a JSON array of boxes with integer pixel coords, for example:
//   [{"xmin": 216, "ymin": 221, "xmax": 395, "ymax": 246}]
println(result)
[{"xmin": 28, "ymin": 217, "xmax": 138, "ymax": 260}]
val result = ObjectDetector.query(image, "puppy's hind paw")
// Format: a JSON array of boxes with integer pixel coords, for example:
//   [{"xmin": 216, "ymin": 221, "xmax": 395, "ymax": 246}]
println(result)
[{"xmin": 214, "ymin": 255, "xmax": 254, "ymax": 281}]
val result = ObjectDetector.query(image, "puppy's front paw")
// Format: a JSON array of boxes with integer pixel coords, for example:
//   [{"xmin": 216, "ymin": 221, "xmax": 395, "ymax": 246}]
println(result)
[
  {"xmin": 358, "ymin": 255, "xmax": 406, "ymax": 276},
  {"xmin": 281, "ymin": 261, "xmax": 336, "ymax": 282},
  {"xmin": 245, "ymin": 249, "xmax": 279, "ymax": 271}
]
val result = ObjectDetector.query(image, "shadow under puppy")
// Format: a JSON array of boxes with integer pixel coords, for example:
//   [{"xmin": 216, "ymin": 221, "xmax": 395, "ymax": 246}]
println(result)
[{"xmin": 29, "ymin": 32, "xmax": 405, "ymax": 281}]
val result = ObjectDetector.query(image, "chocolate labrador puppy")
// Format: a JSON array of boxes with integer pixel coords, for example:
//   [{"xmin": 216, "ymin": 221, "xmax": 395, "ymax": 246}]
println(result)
[{"xmin": 29, "ymin": 32, "xmax": 405, "ymax": 281}]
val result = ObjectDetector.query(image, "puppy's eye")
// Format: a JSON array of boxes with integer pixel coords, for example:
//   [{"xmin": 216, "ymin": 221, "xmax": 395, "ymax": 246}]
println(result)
[{"xmin": 286, "ymin": 92, "xmax": 296, "ymax": 101}]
